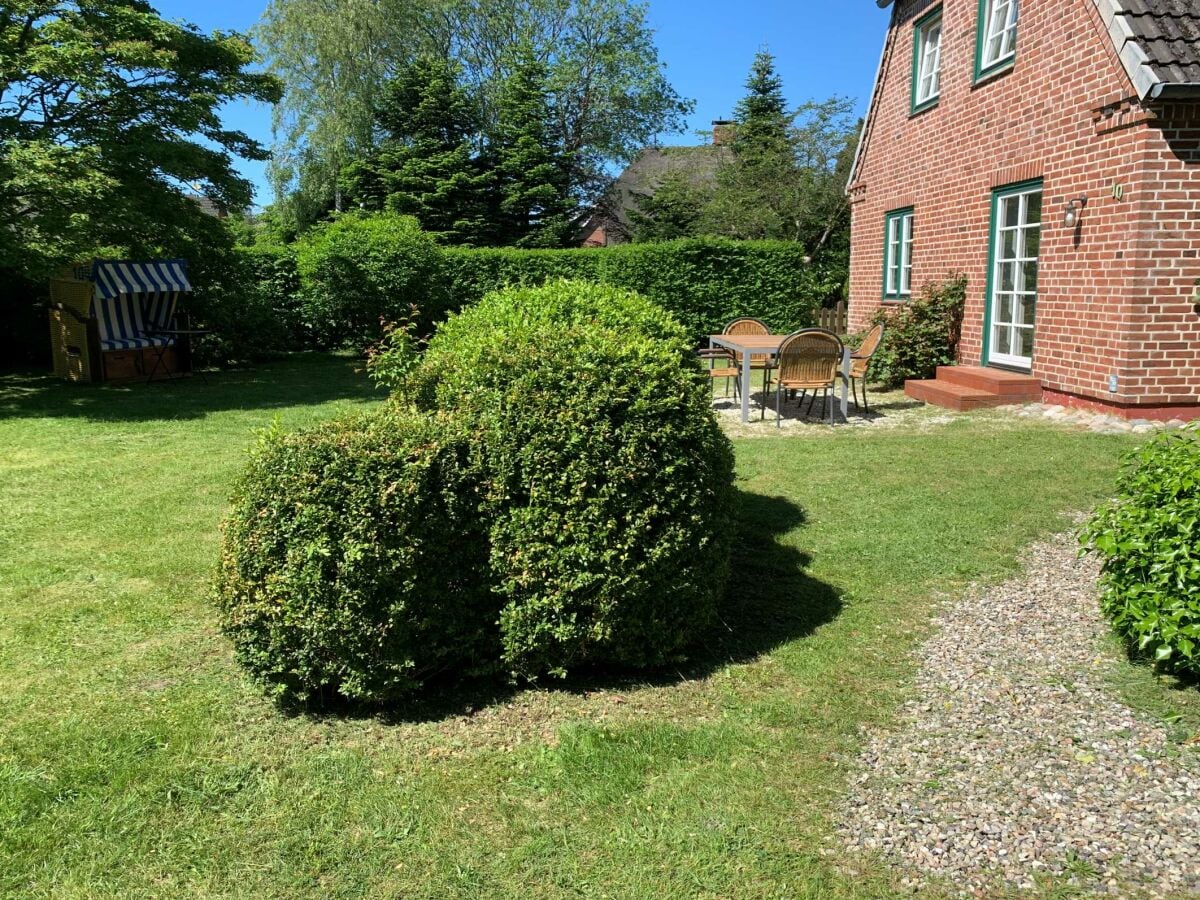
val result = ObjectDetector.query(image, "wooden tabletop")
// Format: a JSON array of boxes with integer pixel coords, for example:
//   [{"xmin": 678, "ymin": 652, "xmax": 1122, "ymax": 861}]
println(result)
[{"xmin": 708, "ymin": 334, "xmax": 790, "ymax": 353}]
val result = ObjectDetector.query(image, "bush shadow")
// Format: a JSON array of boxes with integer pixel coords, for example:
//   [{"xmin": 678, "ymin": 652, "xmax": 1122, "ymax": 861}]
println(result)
[
  {"xmin": 0, "ymin": 353, "xmax": 380, "ymax": 423},
  {"xmin": 295, "ymin": 487, "xmax": 843, "ymax": 725}
]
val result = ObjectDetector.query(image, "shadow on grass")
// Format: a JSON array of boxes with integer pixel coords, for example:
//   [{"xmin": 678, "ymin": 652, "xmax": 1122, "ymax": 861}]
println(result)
[
  {"xmin": 0, "ymin": 353, "xmax": 380, "ymax": 423},
  {"xmin": 291, "ymin": 488, "xmax": 842, "ymax": 725}
]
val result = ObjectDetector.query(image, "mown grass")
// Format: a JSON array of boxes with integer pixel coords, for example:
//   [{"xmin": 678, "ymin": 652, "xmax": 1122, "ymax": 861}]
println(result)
[{"xmin": 0, "ymin": 355, "xmax": 1143, "ymax": 898}]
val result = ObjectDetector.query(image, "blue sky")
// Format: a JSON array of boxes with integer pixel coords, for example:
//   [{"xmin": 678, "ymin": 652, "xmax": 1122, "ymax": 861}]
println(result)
[{"xmin": 153, "ymin": 0, "xmax": 892, "ymax": 207}]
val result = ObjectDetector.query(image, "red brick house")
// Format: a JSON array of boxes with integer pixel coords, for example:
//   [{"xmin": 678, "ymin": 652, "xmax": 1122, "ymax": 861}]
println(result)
[{"xmin": 847, "ymin": 0, "xmax": 1200, "ymax": 419}]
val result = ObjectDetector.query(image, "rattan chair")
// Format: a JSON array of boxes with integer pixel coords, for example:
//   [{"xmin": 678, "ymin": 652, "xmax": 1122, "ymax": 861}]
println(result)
[
  {"xmin": 849, "ymin": 322, "xmax": 886, "ymax": 413},
  {"xmin": 722, "ymin": 316, "xmax": 775, "ymax": 400},
  {"xmin": 699, "ymin": 348, "xmax": 741, "ymax": 399},
  {"xmin": 770, "ymin": 329, "xmax": 845, "ymax": 426}
]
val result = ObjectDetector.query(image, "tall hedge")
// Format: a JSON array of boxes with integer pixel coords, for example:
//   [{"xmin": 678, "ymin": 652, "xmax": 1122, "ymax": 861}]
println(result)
[{"xmin": 436, "ymin": 238, "xmax": 838, "ymax": 343}]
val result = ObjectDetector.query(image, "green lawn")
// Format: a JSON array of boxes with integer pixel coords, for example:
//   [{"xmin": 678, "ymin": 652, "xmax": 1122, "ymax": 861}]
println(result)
[{"xmin": 0, "ymin": 355, "xmax": 1144, "ymax": 898}]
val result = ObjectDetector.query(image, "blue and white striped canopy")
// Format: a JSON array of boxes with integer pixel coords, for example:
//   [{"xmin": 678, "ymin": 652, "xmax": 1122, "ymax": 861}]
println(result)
[{"xmin": 91, "ymin": 259, "xmax": 192, "ymax": 300}]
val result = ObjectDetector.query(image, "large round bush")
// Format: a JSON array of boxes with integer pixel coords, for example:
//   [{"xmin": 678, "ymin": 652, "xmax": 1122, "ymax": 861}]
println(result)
[
  {"xmin": 295, "ymin": 212, "xmax": 440, "ymax": 349},
  {"xmin": 214, "ymin": 409, "xmax": 496, "ymax": 704},
  {"xmin": 1081, "ymin": 427, "xmax": 1200, "ymax": 675},
  {"xmin": 410, "ymin": 280, "xmax": 736, "ymax": 679}
]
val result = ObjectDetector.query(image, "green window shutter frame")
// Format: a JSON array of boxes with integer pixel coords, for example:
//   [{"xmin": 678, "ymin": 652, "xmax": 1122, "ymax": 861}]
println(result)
[
  {"xmin": 882, "ymin": 207, "xmax": 915, "ymax": 300},
  {"xmin": 911, "ymin": 6, "xmax": 943, "ymax": 116}
]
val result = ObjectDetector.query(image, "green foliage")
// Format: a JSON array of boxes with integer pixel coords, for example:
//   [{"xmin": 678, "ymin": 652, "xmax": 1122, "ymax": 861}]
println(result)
[
  {"xmin": 862, "ymin": 275, "xmax": 966, "ymax": 387},
  {"xmin": 258, "ymin": 0, "xmax": 691, "ymax": 234},
  {"xmin": 629, "ymin": 169, "xmax": 712, "ymax": 242},
  {"xmin": 411, "ymin": 281, "xmax": 736, "ymax": 678},
  {"xmin": 1081, "ymin": 428, "xmax": 1200, "ymax": 676},
  {"xmin": 694, "ymin": 51, "xmax": 859, "ymax": 255},
  {"xmin": 215, "ymin": 409, "xmax": 496, "ymax": 705},
  {"xmin": 435, "ymin": 238, "xmax": 835, "ymax": 343},
  {"xmin": 190, "ymin": 244, "xmax": 306, "ymax": 364},
  {"xmin": 295, "ymin": 213, "xmax": 441, "ymax": 348},
  {"xmin": 0, "ymin": 1, "xmax": 281, "ymax": 278},
  {"xmin": 491, "ymin": 46, "xmax": 574, "ymax": 248},
  {"xmin": 347, "ymin": 56, "xmax": 494, "ymax": 244},
  {"xmin": 365, "ymin": 306, "xmax": 423, "ymax": 396}
]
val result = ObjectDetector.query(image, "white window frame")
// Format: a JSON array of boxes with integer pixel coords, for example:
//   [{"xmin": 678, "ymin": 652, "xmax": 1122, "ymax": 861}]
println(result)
[
  {"xmin": 884, "ymin": 209, "xmax": 914, "ymax": 299},
  {"xmin": 979, "ymin": 0, "xmax": 1018, "ymax": 73},
  {"xmin": 914, "ymin": 12, "xmax": 943, "ymax": 109}
]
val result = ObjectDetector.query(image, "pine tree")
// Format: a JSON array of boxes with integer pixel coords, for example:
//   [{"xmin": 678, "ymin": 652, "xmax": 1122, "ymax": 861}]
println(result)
[
  {"xmin": 347, "ymin": 56, "xmax": 494, "ymax": 244},
  {"xmin": 490, "ymin": 48, "xmax": 574, "ymax": 248}
]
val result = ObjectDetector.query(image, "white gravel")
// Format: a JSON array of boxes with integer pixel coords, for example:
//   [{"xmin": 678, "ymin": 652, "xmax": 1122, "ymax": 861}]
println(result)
[{"xmin": 838, "ymin": 533, "xmax": 1200, "ymax": 896}]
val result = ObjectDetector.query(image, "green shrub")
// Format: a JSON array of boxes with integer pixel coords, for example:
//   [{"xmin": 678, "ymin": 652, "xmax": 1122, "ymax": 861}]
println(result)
[
  {"xmin": 295, "ymin": 213, "xmax": 441, "ymax": 349},
  {"xmin": 1080, "ymin": 427, "xmax": 1200, "ymax": 676},
  {"xmin": 437, "ymin": 237, "xmax": 836, "ymax": 344},
  {"xmin": 214, "ymin": 409, "xmax": 496, "ymax": 705},
  {"xmin": 411, "ymin": 281, "xmax": 737, "ymax": 678},
  {"xmin": 860, "ymin": 275, "xmax": 966, "ymax": 388},
  {"xmin": 190, "ymin": 244, "xmax": 305, "ymax": 364}
]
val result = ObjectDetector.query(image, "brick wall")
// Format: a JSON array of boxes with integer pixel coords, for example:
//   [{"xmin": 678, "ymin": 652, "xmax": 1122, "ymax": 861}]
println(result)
[{"xmin": 847, "ymin": 0, "xmax": 1200, "ymax": 415}]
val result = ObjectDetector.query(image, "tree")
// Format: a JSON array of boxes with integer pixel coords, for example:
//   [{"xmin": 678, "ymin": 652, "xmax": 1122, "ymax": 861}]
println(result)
[
  {"xmin": 629, "ymin": 169, "xmax": 710, "ymax": 242},
  {"xmin": 491, "ymin": 47, "xmax": 572, "ymax": 247},
  {"xmin": 0, "ymin": 0, "xmax": 281, "ymax": 277},
  {"xmin": 257, "ymin": 0, "xmax": 692, "ymax": 236},
  {"xmin": 347, "ymin": 56, "xmax": 493, "ymax": 244},
  {"xmin": 702, "ymin": 50, "xmax": 858, "ymax": 255}
]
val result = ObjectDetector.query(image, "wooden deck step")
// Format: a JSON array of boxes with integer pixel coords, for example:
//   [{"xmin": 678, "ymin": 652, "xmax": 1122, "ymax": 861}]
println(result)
[
  {"xmin": 905, "ymin": 378, "xmax": 1030, "ymax": 411},
  {"xmin": 935, "ymin": 365, "xmax": 1042, "ymax": 399}
]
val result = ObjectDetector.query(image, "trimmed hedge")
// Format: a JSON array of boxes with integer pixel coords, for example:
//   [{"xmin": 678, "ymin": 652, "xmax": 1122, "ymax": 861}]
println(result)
[
  {"xmin": 215, "ymin": 410, "xmax": 496, "ymax": 704},
  {"xmin": 1081, "ymin": 427, "xmax": 1200, "ymax": 676},
  {"xmin": 436, "ymin": 238, "xmax": 839, "ymax": 344},
  {"xmin": 412, "ymin": 281, "xmax": 737, "ymax": 678},
  {"xmin": 295, "ymin": 213, "xmax": 441, "ymax": 349}
]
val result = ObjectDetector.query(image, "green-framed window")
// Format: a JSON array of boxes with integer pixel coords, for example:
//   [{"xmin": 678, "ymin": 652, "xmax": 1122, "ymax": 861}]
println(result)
[
  {"xmin": 882, "ymin": 208, "xmax": 914, "ymax": 299},
  {"xmin": 975, "ymin": 0, "xmax": 1018, "ymax": 81},
  {"xmin": 911, "ymin": 6, "xmax": 943, "ymax": 114}
]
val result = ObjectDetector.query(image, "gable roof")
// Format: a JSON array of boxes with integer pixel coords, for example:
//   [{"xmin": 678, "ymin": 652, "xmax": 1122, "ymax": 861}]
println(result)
[{"xmin": 1096, "ymin": 0, "xmax": 1200, "ymax": 98}]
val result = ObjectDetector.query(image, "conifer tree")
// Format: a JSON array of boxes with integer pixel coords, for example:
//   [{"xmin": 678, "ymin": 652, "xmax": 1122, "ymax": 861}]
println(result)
[
  {"xmin": 490, "ymin": 48, "xmax": 574, "ymax": 247},
  {"xmin": 348, "ymin": 56, "xmax": 494, "ymax": 244}
]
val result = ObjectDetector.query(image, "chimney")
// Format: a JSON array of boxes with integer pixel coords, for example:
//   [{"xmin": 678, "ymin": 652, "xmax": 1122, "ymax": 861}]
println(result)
[{"xmin": 712, "ymin": 119, "xmax": 735, "ymax": 147}]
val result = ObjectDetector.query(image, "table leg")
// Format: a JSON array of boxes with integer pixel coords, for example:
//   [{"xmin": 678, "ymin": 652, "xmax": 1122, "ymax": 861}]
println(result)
[
  {"xmin": 840, "ymin": 350, "xmax": 850, "ymax": 421},
  {"xmin": 740, "ymin": 352, "xmax": 752, "ymax": 423}
]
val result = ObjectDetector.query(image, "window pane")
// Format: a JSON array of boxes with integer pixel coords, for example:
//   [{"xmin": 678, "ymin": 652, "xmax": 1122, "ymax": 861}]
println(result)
[
  {"xmin": 1020, "ymin": 296, "xmax": 1036, "ymax": 326},
  {"xmin": 999, "ymin": 294, "xmax": 1013, "ymax": 323},
  {"xmin": 1000, "ymin": 196, "xmax": 1020, "ymax": 229},
  {"xmin": 1025, "ymin": 191, "xmax": 1042, "ymax": 224},
  {"xmin": 1021, "ymin": 261, "xmax": 1038, "ymax": 293},
  {"xmin": 1018, "ymin": 327, "xmax": 1034, "ymax": 358},
  {"xmin": 1001, "ymin": 229, "xmax": 1017, "ymax": 260},
  {"xmin": 1023, "ymin": 226, "xmax": 1040, "ymax": 259},
  {"xmin": 996, "ymin": 326, "xmax": 1011, "ymax": 354},
  {"xmin": 999, "ymin": 262, "xmax": 1016, "ymax": 292}
]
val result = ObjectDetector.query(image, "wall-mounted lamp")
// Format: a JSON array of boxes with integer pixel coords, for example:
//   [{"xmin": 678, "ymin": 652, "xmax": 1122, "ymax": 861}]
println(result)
[{"xmin": 1062, "ymin": 196, "xmax": 1087, "ymax": 228}]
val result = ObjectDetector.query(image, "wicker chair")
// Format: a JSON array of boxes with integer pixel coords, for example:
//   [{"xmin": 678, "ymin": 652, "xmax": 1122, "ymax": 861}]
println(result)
[
  {"xmin": 770, "ymin": 329, "xmax": 845, "ymax": 426},
  {"xmin": 849, "ymin": 322, "xmax": 886, "ymax": 413},
  {"xmin": 698, "ymin": 349, "xmax": 741, "ymax": 399},
  {"xmin": 722, "ymin": 316, "xmax": 775, "ymax": 399}
]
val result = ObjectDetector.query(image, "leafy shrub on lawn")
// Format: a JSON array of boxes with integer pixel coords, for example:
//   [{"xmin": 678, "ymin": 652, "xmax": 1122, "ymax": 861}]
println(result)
[
  {"xmin": 859, "ymin": 275, "xmax": 966, "ymax": 388},
  {"xmin": 295, "ymin": 213, "xmax": 441, "ymax": 349},
  {"xmin": 410, "ymin": 280, "xmax": 737, "ymax": 679},
  {"xmin": 1080, "ymin": 427, "xmax": 1200, "ymax": 676},
  {"xmin": 214, "ymin": 410, "xmax": 496, "ymax": 705}
]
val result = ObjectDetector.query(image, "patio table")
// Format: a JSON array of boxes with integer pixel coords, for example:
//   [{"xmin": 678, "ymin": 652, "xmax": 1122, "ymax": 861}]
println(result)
[{"xmin": 708, "ymin": 333, "xmax": 850, "ymax": 424}]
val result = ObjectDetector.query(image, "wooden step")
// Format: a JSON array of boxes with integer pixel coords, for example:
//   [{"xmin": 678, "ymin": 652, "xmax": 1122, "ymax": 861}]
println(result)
[
  {"xmin": 936, "ymin": 365, "xmax": 1042, "ymax": 399},
  {"xmin": 905, "ymin": 378, "xmax": 1028, "ymax": 412}
]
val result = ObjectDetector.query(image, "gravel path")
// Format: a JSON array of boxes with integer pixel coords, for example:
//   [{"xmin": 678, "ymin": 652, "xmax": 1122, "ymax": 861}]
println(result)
[{"xmin": 838, "ymin": 533, "xmax": 1200, "ymax": 896}]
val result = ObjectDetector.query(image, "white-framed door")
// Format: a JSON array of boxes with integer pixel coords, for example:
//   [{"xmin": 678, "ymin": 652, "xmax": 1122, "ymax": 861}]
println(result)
[{"xmin": 986, "ymin": 183, "xmax": 1041, "ymax": 370}]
